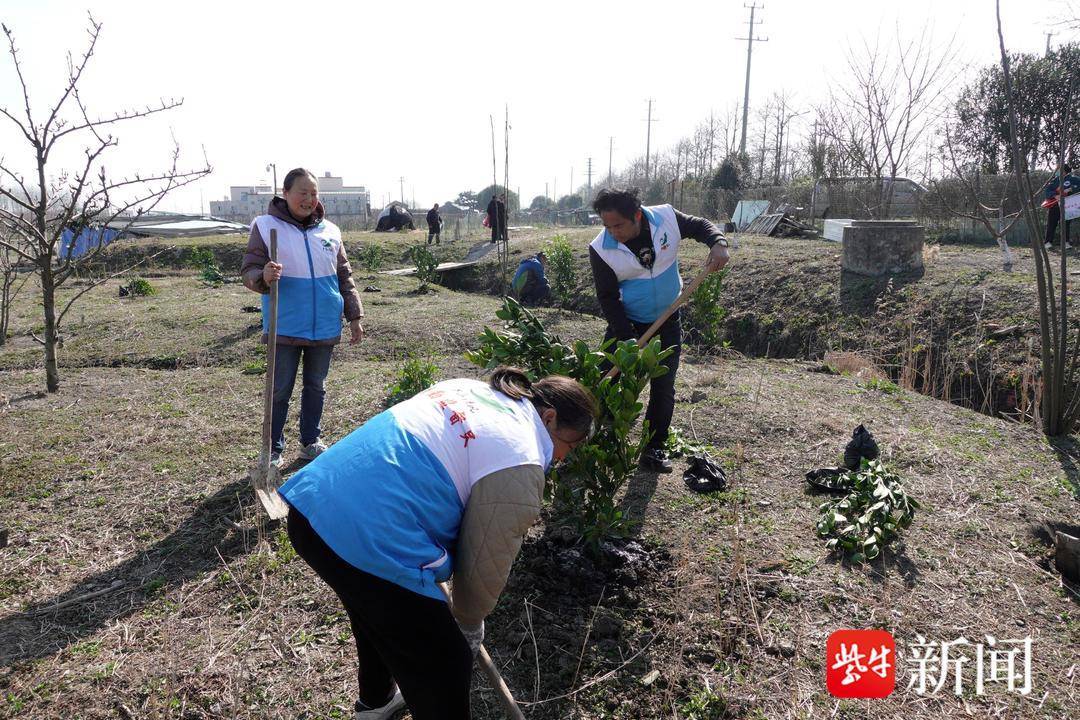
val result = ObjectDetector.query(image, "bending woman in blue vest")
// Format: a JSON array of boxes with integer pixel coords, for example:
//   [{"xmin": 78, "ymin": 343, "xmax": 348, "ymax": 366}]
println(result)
[
  {"xmin": 241, "ymin": 168, "xmax": 364, "ymax": 464},
  {"xmin": 589, "ymin": 187, "xmax": 729, "ymax": 472},
  {"xmin": 280, "ymin": 366, "xmax": 598, "ymax": 719}
]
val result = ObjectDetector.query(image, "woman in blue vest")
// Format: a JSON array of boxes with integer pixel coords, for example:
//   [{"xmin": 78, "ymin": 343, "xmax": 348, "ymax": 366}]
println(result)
[
  {"xmin": 241, "ymin": 168, "xmax": 364, "ymax": 464},
  {"xmin": 589, "ymin": 187, "xmax": 729, "ymax": 472},
  {"xmin": 281, "ymin": 367, "xmax": 598, "ymax": 720}
]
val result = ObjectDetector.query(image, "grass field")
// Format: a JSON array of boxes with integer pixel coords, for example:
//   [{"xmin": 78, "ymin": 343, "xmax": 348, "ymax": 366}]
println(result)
[{"xmin": 1, "ymin": 226, "xmax": 1078, "ymax": 719}]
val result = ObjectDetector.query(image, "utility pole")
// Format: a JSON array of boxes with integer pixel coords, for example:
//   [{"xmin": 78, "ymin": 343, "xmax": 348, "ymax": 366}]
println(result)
[
  {"xmin": 644, "ymin": 99, "xmax": 657, "ymax": 185},
  {"xmin": 545, "ymin": 182, "xmax": 549, "ymax": 201},
  {"xmin": 608, "ymin": 136, "xmax": 614, "ymax": 185},
  {"xmin": 399, "ymin": 176, "xmax": 405, "ymax": 205},
  {"xmin": 586, "ymin": 157, "xmax": 593, "ymax": 201},
  {"xmin": 736, "ymin": 3, "xmax": 767, "ymax": 157},
  {"xmin": 570, "ymin": 167, "xmax": 574, "ymax": 202},
  {"xmin": 266, "ymin": 163, "xmax": 277, "ymax": 195}
]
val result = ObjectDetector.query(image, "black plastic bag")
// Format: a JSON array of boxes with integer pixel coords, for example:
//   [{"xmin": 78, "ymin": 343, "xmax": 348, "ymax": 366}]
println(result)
[
  {"xmin": 805, "ymin": 467, "xmax": 852, "ymax": 493},
  {"xmin": 684, "ymin": 455, "xmax": 727, "ymax": 493},
  {"xmin": 843, "ymin": 424, "xmax": 879, "ymax": 470}
]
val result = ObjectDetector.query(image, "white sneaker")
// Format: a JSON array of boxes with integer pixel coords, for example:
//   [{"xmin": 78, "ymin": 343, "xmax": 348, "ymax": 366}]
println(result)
[
  {"xmin": 1046, "ymin": 242, "xmax": 1054, "ymax": 250},
  {"xmin": 269, "ymin": 452, "xmax": 283, "ymax": 468},
  {"xmin": 1066, "ymin": 243, "xmax": 1073, "ymax": 250},
  {"xmin": 354, "ymin": 689, "xmax": 407, "ymax": 719},
  {"xmin": 299, "ymin": 439, "xmax": 328, "ymax": 460}
]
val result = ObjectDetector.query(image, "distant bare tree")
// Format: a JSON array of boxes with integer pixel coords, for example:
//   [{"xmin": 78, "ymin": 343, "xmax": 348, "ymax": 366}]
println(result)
[
  {"xmin": 0, "ymin": 228, "xmax": 31, "ymax": 345},
  {"xmin": 0, "ymin": 15, "xmax": 210, "ymax": 392},
  {"xmin": 926, "ymin": 121, "xmax": 1022, "ymax": 270},
  {"xmin": 996, "ymin": 0, "xmax": 1080, "ymax": 435},
  {"xmin": 817, "ymin": 26, "xmax": 955, "ymax": 217}
]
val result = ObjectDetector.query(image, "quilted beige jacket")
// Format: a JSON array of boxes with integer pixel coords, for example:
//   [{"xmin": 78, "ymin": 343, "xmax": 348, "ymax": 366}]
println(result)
[{"xmin": 450, "ymin": 465, "xmax": 545, "ymax": 627}]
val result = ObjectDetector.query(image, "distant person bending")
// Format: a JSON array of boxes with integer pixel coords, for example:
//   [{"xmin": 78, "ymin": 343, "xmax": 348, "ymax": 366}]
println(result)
[
  {"xmin": 426, "ymin": 203, "xmax": 443, "ymax": 245},
  {"xmin": 589, "ymin": 187, "xmax": 729, "ymax": 473},
  {"xmin": 240, "ymin": 167, "xmax": 364, "ymax": 465},
  {"xmin": 510, "ymin": 252, "xmax": 551, "ymax": 306},
  {"xmin": 1043, "ymin": 163, "xmax": 1080, "ymax": 251}
]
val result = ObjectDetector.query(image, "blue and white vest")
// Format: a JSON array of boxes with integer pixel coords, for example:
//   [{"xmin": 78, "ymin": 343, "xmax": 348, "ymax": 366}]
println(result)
[
  {"xmin": 589, "ymin": 204, "xmax": 682, "ymax": 324},
  {"xmin": 279, "ymin": 379, "xmax": 554, "ymax": 602},
  {"xmin": 253, "ymin": 214, "xmax": 344, "ymax": 341}
]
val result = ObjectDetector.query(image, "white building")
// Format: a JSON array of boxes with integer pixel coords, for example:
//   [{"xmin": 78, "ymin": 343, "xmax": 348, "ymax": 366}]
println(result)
[{"xmin": 210, "ymin": 171, "xmax": 370, "ymax": 224}]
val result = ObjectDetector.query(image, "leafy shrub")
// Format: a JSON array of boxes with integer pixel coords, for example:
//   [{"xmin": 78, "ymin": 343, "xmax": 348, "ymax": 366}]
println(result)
[
  {"xmin": 545, "ymin": 234, "xmax": 578, "ymax": 303},
  {"xmin": 128, "ymin": 277, "xmax": 156, "ymax": 296},
  {"xmin": 683, "ymin": 270, "xmax": 727, "ymax": 349},
  {"xmin": 359, "ymin": 244, "xmax": 385, "ymax": 271},
  {"xmin": 406, "ymin": 245, "xmax": 439, "ymax": 292},
  {"xmin": 188, "ymin": 247, "xmax": 224, "ymax": 284},
  {"xmin": 466, "ymin": 298, "xmax": 672, "ymax": 547},
  {"xmin": 385, "ymin": 357, "xmax": 439, "ymax": 408},
  {"xmin": 815, "ymin": 459, "xmax": 919, "ymax": 562}
]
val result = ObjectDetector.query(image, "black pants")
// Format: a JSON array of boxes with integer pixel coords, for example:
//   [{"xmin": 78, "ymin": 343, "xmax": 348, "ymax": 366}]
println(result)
[
  {"xmin": 287, "ymin": 507, "xmax": 473, "ymax": 719},
  {"xmin": 1046, "ymin": 204, "xmax": 1072, "ymax": 246},
  {"xmin": 428, "ymin": 225, "xmax": 441, "ymax": 244},
  {"xmin": 604, "ymin": 310, "xmax": 682, "ymax": 450},
  {"xmin": 490, "ymin": 222, "xmax": 507, "ymax": 243}
]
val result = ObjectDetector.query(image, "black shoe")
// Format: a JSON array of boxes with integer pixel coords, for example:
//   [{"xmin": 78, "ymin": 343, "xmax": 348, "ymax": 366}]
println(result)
[{"xmin": 640, "ymin": 447, "xmax": 673, "ymax": 473}]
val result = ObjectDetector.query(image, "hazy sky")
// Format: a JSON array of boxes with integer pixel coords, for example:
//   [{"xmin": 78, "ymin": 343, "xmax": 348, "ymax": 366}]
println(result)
[{"xmin": 0, "ymin": 0, "xmax": 1072, "ymax": 213}]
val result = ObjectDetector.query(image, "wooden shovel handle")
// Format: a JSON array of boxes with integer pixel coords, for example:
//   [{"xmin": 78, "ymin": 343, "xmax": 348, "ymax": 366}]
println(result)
[
  {"xmin": 260, "ymin": 230, "xmax": 279, "ymax": 465},
  {"xmin": 603, "ymin": 264, "xmax": 713, "ymax": 381},
  {"xmin": 439, "ymin": 583, "xmax": 526, "ymax": 720}
]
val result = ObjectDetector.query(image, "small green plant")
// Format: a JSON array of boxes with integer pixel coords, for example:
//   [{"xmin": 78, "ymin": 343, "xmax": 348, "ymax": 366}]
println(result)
[
  {"xmin": 466, "ymin": 298, "xmax": 672, "ymax": 547},
  {"xmin": 860, "ymin": 377, "xmax": 902, "ymax": 394},
  {"xmin": 241, "ymin": 360, "xmax": 266, "ymax": 375},
  {"xmin": 815, "ymin": 459, "xmax": 919, "ymax": 562},
  {"xmin": 679, "ymin": 684, "xmax": 727, "ymax": 719},
  {"xmin": 188, "ymin": 247, "xmax": 214, "ymax": 269},
  {"xmin": 359, "ymin": 244, "xmax": 385, "ymax": 271},
  {"xmin": 385, "ymin": 357, "xmax": 439, "ymax": 408},
  {"xmin": 189, "ymin": 247, "xmax": 224, "ymax": 284},
  {"xmin": 664, "ymin": 427, "xmax": 717, "ymax": 457},
  {"xmin": 127, "ymin": 277, "xmax": 156, "ymax": 296},
  {"xmin": 545, "ymin": 234, "xmax": 578, "ymax": 303},
  {"xmin": 684, "ymin": 270, "xmax": 727, "ymax": 349},
  {"xmin": 406, "ymin": 244, "xmax": 439, "ymax": 292}
]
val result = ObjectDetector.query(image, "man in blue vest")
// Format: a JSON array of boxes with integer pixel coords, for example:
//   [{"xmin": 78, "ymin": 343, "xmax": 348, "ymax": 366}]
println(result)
[
  {"xmin": 589, "ymin": 188, "xmax": 729, "ymax": 472},
  {"xmin": 510, "ymin": 252, "xmax": 551, "ymax": 305}
]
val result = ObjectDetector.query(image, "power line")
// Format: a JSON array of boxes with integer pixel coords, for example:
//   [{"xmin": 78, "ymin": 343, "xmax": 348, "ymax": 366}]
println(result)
[
  {"xmin": 586, "ymin": 157, "xmax": 593, "ymax": 201},
  {"xmin": 608, "ymin": 136, "xmax": 614, "ymax": 186},
  {"xmin": 736, "ymin": 3, "xmax": 768, "ymax": 157}
]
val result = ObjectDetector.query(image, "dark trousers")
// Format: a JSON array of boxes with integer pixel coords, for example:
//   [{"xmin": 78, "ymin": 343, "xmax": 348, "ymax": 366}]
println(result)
[
  {"xmin": 490, "ymin": 221, "xmax": 507, "ymax": 243},
  {"xmin": 1045, "ymin": 204, "xmax": 1072, "ymax": 246},
  {"xmin": 428, "ymin": 225, "xmax": 441, "ymax": 244},
  {"xmin": 604, "ymin": 310, "xmax": 682, "ymax": 450},
  {"xmin": 271, "ymin": 344, "xmax": 333, "ymax": 454},
  {"xmin": 287, "ymin": 507, "xmax": 473, "ymax": 719}
]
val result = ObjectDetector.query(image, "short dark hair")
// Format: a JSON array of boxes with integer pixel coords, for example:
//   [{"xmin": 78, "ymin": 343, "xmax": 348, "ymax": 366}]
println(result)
[
  {"xmin": 592, "ymin": 188, "xmax": 641, "ymax": 219},
  {"xmin": 283, "ymin": 168, "xmax": 317, "ymax": 192}
]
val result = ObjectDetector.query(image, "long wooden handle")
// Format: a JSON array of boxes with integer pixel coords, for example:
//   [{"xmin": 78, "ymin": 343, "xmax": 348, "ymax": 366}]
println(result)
[
  {"xmin": 439, "ymin": 583, "xmax": 525, "ymax": 720},
  {"xmin": 260, "ymin": 229, "xmax": 279, "ymax": 467},
  {"xmin": 603, "ymin": 264, "xmax": 713, "ymax": 381}
]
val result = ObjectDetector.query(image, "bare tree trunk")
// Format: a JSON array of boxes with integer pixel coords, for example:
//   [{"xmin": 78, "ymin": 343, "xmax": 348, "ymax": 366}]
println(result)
[{"xmin": 40, "ymin": 259, "xmax": 59, "ymax": 392}]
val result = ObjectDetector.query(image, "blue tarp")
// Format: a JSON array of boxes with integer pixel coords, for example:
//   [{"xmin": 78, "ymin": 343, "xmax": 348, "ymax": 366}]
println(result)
[{"xmin": 60, "ymin": 226, "xmax": 120, "ymax": 259}]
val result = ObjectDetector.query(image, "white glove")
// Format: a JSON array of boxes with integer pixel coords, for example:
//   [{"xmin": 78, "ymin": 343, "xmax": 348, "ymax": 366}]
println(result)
[{"xmin": 458, "ymin": 620, "xmax": 485, "ymax": 657}]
